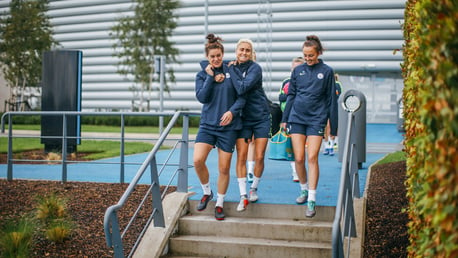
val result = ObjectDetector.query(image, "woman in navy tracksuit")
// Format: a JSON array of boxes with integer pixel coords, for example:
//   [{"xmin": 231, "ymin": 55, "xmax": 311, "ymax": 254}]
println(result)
[
  {"xmin": 281, "ymin": 35, "xmax": 338, "ymax": 218},
  {"xmin": 228, "ymin": 38, "xmax": 271, "ymax": 212},
  {"xmin": 194, "ymin": 34, "xmax": 246, "ymax": 220}
]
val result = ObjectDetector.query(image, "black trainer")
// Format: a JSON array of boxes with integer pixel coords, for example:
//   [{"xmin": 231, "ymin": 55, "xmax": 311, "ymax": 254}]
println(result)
[
  {"xmin": 196, "ymin": 191, "xmax": 213, "ymax": 211},
  {"xmin": 215, "ymin": 206, "xmax": 225, "ymax": 220}
]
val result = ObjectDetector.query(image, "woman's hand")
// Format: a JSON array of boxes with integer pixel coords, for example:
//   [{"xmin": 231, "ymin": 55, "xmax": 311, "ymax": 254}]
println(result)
[
  {"xmin": 219, "ymin": 111, "xmax": 233, "ymax": 126},
  {"xmin": 205, "ymin": 64, "xmax": 214, "ymax": 76},
  {"xmin": 214, "ymin": 73, "xmax": 225, "ymax": 83},
  {"xmin": 280, "ymin": 122, "xmax": 287, "ymax": 131}
]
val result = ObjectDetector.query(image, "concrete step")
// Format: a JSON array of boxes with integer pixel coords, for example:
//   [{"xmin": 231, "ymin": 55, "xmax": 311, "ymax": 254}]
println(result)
[
  {"xmin": 178, "ymin": 215, "xmax": 332, "ymax": 243},
  {"xmin": 187, "ymin": 199, "xmax": 336, "ymax": 221},
  {"xmin": 167, "ymin": 235, "xmax": 332, "ymax": 258},
  {"xmin": 161, "ymin": 200, "xmax": 334, "ymax": 257}
]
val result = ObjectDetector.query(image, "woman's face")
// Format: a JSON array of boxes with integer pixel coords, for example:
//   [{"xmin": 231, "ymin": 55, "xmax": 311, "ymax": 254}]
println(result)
[
  {"xmin": 236, "ymin": 42, "xmax": 252, "ymax": 63},
  {"xmin": 207, "ymin": 48, "xmax": 223, "ymax": 68},
  {"xmin": 303, "ymin": 46, "xmax": 319, "ymax": 66}
]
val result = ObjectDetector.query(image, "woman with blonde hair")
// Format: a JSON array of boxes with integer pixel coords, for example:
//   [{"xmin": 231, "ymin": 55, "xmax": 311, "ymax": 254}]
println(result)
[{"xmin": 228, "ymin": 38, "xmax": 270, "ymax": 212}]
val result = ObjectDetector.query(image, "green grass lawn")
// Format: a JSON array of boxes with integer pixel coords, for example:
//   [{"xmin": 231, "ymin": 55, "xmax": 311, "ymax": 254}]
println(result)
[
  {"xmin": 0, "ymin": 137, "xmax": 154, "ymax": 160},
  {"xmin": 4, "ymin": 124, "xmax": 199, "ymax": 134},
  {"xmin": 376, "ymin": 151, "xmax": 407, "ymax": 165},
  {"xmin": 1, "ymin": 124, "xmax": 198, "ymax": 161}
]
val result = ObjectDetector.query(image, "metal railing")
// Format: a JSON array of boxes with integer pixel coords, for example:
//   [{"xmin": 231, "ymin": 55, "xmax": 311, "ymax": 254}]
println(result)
[
  {"xmin": 0, "ymin": 111, "xmax": 184, "ymax": 183},
  {"xmin": 103, "ymin": 111, "xmax": 198, "ymax": 258},
  {"xmin": 1, "ymin": 110, "xmax": 199, "ymax": 258},
  {"xmin": 332, "ymin": 111, "xmax": 361, "ymax": 257}
]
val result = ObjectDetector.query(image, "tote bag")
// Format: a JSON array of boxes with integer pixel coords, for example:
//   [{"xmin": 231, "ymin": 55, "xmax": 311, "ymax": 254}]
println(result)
[{"xmin": 268, "ymin": 129, "xmax": 294, "ymax": 161}]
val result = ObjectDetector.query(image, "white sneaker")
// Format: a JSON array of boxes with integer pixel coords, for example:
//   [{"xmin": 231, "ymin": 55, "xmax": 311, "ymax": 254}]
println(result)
[
  {"xmin": 296, "ymin": 189, "xmax": 308, "ymax": 204},
  {"xmin": 249, "ymin": 188, "xmax": 258, "ymax": 202},
  {"xmin": 236, "ymin": 195, "xmax": 249, "ymax": 212},
  {"xmin": 292, "ymin": 171, "xmax": 299, "ymax": 182}
]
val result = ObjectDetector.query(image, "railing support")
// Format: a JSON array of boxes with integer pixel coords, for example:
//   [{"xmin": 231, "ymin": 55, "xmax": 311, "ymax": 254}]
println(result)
[
  {"xmin": 7, "ymin": 113, "xmax": 13, "ymax": 181},
  {"xmin": 150, "ymin": 156, "xmax": 165, "ymax": 227},
  {"xmin": 177, "ymin": 115, "xmax": 189, "ymax": 192},
  {"xmin": 62, "ymin": 114, "xmax": 68, "ymax": 183}
]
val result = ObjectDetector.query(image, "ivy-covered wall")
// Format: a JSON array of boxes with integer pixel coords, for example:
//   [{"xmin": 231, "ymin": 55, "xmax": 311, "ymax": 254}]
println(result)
[{"xmin": 403, "ymin": 0, "xmax": 458, "ymax": 256}]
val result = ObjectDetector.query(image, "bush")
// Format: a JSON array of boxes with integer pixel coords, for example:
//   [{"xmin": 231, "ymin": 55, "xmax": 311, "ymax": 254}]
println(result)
[
  {"xmin": 0, "ymin": 217, "xmax": 36, "ymax": 258},
  {"xmin": 403, "ymin": 0, "xmax": 458, "ymax": 256}
]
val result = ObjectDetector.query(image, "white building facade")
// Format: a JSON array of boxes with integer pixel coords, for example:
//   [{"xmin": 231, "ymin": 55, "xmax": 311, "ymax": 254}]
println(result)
[{"xmin": 0, "ymin": 0, "xmax": 405, "ymax": 123}]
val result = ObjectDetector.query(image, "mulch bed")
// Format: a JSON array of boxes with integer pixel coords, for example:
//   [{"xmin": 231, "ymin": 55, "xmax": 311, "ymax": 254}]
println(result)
[
  {"xmin": 364, "ymin": 160, "xmax": 409, "ymax": 257},
  {"xmin": 0, "ymin": 179, "xmax": 176, "ymax": 257},
  {"xmin": 0, "ymin": 154, "xmax": 409, "ymax": 257}
]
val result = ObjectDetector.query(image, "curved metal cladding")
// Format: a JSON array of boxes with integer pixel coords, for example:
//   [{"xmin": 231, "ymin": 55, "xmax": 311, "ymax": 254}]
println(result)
[{"xmin": 0, "ymin": 0, "xmax": 405, "ymax": 122}]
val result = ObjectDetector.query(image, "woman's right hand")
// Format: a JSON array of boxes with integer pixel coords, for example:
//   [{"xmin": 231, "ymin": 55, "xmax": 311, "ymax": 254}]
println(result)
[
  {"xmin": 205, "ymin": 64, "xmax": 214, "ymax": 76},
  {"xmin": 280, "ymin": 122, "xmax": 287, "ymax": 131}
]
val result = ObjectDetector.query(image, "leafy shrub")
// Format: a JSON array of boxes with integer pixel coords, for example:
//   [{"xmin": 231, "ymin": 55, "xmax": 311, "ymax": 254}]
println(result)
[{"xmin": 403, "ymin": 0, "xmax": 458, "ymax": 256}]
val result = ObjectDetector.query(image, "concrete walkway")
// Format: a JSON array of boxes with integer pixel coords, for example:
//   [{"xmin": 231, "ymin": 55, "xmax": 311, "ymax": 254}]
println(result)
[{"xmin": 0, "ymin": 124, "xmax": 403, "ymax": 207}]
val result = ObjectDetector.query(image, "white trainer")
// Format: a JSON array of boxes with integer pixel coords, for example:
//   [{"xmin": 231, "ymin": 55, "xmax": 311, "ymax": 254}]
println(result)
[{"xmin": 236, "ymin": 195, "xmax": 249, "ymax": 212}]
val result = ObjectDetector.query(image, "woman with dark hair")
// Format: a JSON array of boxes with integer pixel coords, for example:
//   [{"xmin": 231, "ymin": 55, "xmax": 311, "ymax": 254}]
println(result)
[
  {"xmin": 281, "ymin": 35, "xmax": 338, "ymax": 218},
  {"xmin": 193, "ymin": 33, "xmax": 245, "ymax": 220}
]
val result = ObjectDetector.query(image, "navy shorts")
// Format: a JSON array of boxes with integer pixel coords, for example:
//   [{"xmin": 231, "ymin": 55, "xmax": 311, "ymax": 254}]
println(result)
[
  {"xmin": 195, "ymin": 127, "xmax": 238, "ymax": 153},
  {"xmin": 288, "ymin": 123, "xmax": 325, "ymax": 137},
  {"xmin": 238, "ymin": 117, "xmax": 271, "ymax": 140}
]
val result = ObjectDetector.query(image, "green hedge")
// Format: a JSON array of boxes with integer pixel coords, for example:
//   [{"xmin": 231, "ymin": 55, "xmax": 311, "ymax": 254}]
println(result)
[
  {"xmin": 403, "ymin": 1, "xmax": 458, "ymax": 256},
  {"xmin": 0, "ymin": 112, "xmax": 201, "ymax": 127}
]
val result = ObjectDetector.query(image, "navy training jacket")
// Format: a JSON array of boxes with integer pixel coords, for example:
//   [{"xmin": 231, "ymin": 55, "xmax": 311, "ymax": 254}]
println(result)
[
  {"xmin": 228, "ymin": 60, "xmax": 270, "ymax": 122},
  {"xmin": 195, "ymin": 60, "xmax": 246, "ymax": 131},
  {"xmin": 281, "ymin": 59, "xmax": 338, "ymax": 135}
]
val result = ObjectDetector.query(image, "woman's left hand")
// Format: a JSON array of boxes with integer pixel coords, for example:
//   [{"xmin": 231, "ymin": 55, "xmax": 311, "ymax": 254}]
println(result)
[{"xmin": 220, "ymin": 111, "xmax": 233, "ymax": 126}]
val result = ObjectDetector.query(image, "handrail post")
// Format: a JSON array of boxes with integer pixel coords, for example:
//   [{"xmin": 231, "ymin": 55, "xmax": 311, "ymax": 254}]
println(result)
[
  {"xmin": 7, "ymin": 113, "xmax": 13, "ymax": 181},
  {"xmin": 150, "ymin": 156, "xmax": 165, "ymax": 227},
  {"xmin": 62, "ymin": 114, "xmax": 68, "ymax": 183},
  {"xmin": 109, "ymin": 212, "xmax": 124, "ymax": 258},
  {"xmin": 120, "ymin": 114, "xmax": 125, "ymax": 183},
  {"xmin": 177, "ymin": 113, "xmax": 189, "ymax": 193}
]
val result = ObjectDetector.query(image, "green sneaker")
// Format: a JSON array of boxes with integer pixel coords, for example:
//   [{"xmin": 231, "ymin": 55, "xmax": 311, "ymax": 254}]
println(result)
[
  {"xmin": 295, "ymin": 189, "xmax": 308, "ymax": 204},
  {"xmin": 305, "ymin": 201, "xmax": 316, "ymax": 218}
]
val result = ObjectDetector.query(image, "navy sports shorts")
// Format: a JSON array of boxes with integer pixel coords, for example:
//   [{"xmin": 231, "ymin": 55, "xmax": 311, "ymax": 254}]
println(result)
[
  {"xmin": 195, "ymin": 127, "xmax": 238, "ymax": 153},
  {"xmin": 238, "ymin": 117, "xmax": 271, "ymax": 140},
  {"xmin": 288, "ymin": 122, "xmax": 325, "ymax": 137}
]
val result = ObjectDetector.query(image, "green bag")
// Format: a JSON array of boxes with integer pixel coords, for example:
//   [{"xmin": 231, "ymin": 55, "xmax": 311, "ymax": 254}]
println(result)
[{"xmin": 268, "ymin": 129, "xmax": 294, "ymax": 161}]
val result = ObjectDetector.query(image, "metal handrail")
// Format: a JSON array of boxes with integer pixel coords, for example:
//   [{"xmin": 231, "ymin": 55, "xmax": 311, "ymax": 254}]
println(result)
[
  {"xmin": 332, "ymin": 111, "xmax": 360, "ymax": 258},
  {"xmin": 1, "ymin": 111, "xmax": 177, "ymax": 182},
  {"xmin": 103, "ymin": 111, "xmax": 197, "ymax": 258},
  {"xmin": 1, "ymin": 110, "xmax": 200, "ymax": 257}
]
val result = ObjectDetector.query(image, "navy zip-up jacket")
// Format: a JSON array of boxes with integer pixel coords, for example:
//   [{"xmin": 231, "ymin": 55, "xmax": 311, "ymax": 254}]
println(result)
[
  {"xmin": 228, "ymin": 60, "xmax": 270, "ymax": 122},
  {"xmin": 281, "ymin": 59, "xmax": 338, "ymax": 135},
  {"xmin": 195, "ymin": 60, "xmax": 246, "ymax": 131}
]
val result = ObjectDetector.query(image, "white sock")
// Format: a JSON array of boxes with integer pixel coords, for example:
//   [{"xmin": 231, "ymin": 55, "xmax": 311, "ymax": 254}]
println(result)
[
  {"xmin": 237, "ymin": 177, "xmax": 247, "ymax": 196},
  {"xmin": 216, "ymin": 193, "xmax": 225, "ymax": 207},
  {"xmin": 300, "ymin": 183, "xmax": 309, "ymax": 191},
  {"xmin": 329, "ymin": 139, "xmax": 335, "ymax": 147},
  {"xmin": 201, "ymin": 182, "xmax": 211, "ymax": 195},
  {"xmin": 247, "ymin": 161, "xmax": 255, "ymax": 174},
  {"xmin": 290, "ymin": 161, "xmax": 296, "ymax": 173},
  {"xmin": 251, "ymin": 176, "xmax": 260, "ymax": 189},
  {"xmin": 308, "ymin": 189, "xmax": 316, "ymax": 202}
]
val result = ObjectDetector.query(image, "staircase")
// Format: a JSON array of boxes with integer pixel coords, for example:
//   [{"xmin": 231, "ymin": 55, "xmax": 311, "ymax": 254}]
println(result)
[{"xmin": 161, "ymin": 199, "xmax": 335, "ymax": 258}]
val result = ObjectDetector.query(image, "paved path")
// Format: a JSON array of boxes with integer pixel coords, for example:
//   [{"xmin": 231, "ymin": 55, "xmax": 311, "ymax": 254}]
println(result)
[{"xmin": 0, "ymin": 124, "xmax": 403, "ymax": 207}]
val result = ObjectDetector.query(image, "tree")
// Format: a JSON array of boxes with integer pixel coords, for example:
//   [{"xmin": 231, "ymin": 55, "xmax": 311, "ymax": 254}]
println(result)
[
  {"xmin": 0, "ymin": 0, "xmax": 58, "ymax": 111},
  {"xmin": 110, "ymin": 0, "xmax": 180, "ymax": 112}
]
